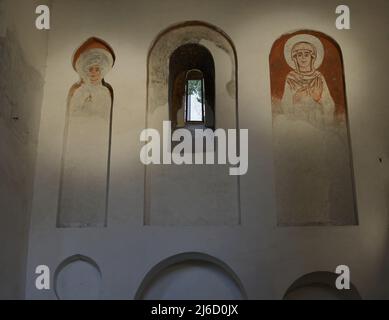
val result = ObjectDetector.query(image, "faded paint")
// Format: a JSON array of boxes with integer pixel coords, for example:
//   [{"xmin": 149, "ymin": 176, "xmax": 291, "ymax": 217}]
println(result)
[{"xmin": 270, "ymin": 30, "xmax": 357, "ymax": 226}]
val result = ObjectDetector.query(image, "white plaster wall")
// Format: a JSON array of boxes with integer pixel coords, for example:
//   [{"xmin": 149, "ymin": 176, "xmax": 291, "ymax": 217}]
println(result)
[
  {"xmin": 25, "ymin": 0, "xmax": 389, "ymax": 299},
  {"xmin": 0, "ymin": 0, "xmax": 49, "ymax": 299}
]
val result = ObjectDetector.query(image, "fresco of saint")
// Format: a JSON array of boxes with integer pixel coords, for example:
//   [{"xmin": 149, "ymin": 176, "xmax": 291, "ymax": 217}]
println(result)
[
  {"xmin": 282, "ymin": 36, "xmax": 335, "ymax": 128},
  {"xmin": 58, "ymin": 39, "xmax": 114, "ymax": 228},
  {"xmin": 271, "ymin": 33, "xmax": 356, "ymax": 226}
]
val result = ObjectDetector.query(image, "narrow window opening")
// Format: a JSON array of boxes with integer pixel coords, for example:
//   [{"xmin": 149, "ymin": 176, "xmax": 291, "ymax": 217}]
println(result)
[{"xmin": 185, "ymin": 69, "xmax": 205, "ymax": 123}]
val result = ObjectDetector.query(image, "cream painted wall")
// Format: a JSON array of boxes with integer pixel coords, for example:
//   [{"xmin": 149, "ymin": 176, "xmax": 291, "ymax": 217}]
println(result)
[
  {"xmin": 0, "ymin": 0, "xmax": 50, "ymax": 299},
  {"xmin": 24, "ymin": 0, "xmax": 389, "ymax": 299}
]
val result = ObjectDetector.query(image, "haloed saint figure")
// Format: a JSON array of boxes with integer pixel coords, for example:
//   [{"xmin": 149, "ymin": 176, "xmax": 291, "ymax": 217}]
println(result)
[
  {"xmin": 58, "ymin": 39, "xmax": 114, "ymax": 228},
  {"xmin": 271, "ymin": 33, "xmax": 356, "ymax": 226},
  {"xmin": 282, "ymin": 36, "xmax": 335, "ymax": 126}
]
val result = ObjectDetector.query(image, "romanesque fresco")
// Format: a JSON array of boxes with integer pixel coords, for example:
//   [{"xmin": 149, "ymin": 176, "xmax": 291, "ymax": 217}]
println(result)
[
  {"xmin": 270, "ymin": 31, "xmax": 357, "ymax": 226},
  {"xmin": 57, "ymin": 38, "xmax": 115, "ymax": 228}
]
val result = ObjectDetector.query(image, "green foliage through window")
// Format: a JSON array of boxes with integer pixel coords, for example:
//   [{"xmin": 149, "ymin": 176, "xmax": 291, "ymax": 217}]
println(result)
[{"xmin": 187, "ymin": 80, "xmax": 202, "ymax": 102}]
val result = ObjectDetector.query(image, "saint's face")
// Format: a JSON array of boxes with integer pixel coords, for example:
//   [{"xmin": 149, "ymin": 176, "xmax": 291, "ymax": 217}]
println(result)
[
  {"xmin": 87, "ymin": 65, "xmax": 102, "ymax": 84},
  {"xmin": 295, "ymin": 49, "xmax": 313, "ymax": 70}
]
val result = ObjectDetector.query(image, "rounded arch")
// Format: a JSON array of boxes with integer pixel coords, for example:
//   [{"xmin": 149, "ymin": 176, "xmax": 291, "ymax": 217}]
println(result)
[
  {"xmin": 145, "ymin": 20, "xmax": 238, "ymax": 124},
  {"xmin": 269, "ymin": 29, "xmax": 344, "ymax": 62},
  {"xmin": 57, "ymin": 37, "xmax": 115, "ymax": 228},
  {"xmin": 144, "ymin": 21, "xmax": 241, "ymax": 227},
  {"xmin": 72, "ymin": 37, "xmax": 116, "ymax": 71},
  {"xmin": 169, "ymin": 43, "xmax": 215, "ymax": 128},
  {"xmin": 269, "ymin": 29, "xmax": 348, "ymax": 119},
  {"xmin": 54, "ymin": 254, "xmax": 102, "ymax": 300},
  {"xmin": 147, "ymin": 20, "xmax": 238, "ymax": 68},
  {"xmin": 283, "ymin": 271, "xmax": 361, "ymax": 300},
  {"xmin": 135, "ymin": 252, "xmax": 247, "ymax": 300}
]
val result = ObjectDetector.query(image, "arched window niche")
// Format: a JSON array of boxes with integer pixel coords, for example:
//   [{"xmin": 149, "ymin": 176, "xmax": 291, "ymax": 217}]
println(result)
[
  {"xmin": 54, "ymin": 255, "xmax": 102, "ymax": 300},
  {"xmin": 169, "ymin": 44, "xmax": 215, "ymax": 130},
  {"xmin": 135, "ymin": 252, "xmax": 247, "ymax": 300},
  {"xmin": 283, "ymin": 271, "xmax": 361, "ymax": 300},
  {"xmin": 269, "ymin": 30, "xmax": 357, "ymax": 226},
  {"xmin": 57, "ymin": 37, "xmax": 115, "ymax": 228},
  {"xmin": 145, "ymin": 21, "xmax": 240, "ymax": 226}
]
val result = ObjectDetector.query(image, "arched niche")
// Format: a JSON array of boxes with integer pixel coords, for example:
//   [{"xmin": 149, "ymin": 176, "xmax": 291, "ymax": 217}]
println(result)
[
  {"xmin": 57, "ymin": 37, "xmax": 115, "ymax": 228},
  {"xmin": 54, "ymin": 255, "xmax": 102, "ymax": 300},
  {"xmin": 144, "ymin": 21, "xmax": 240, "ymax": 226},
  {"xmin": 135, "ymin": 252, "xmax": 247, "ymax": 300},
  {"xmin": 269, "ymin": 30, "xmax": 357, "ymax": 226},
  {"xmin": 283, "ymin": 271, "xmax": 361, "ymax": 300},
  {"xmin": 169, "ymin": 43, "xmax": 215, "ymax": 129}
]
